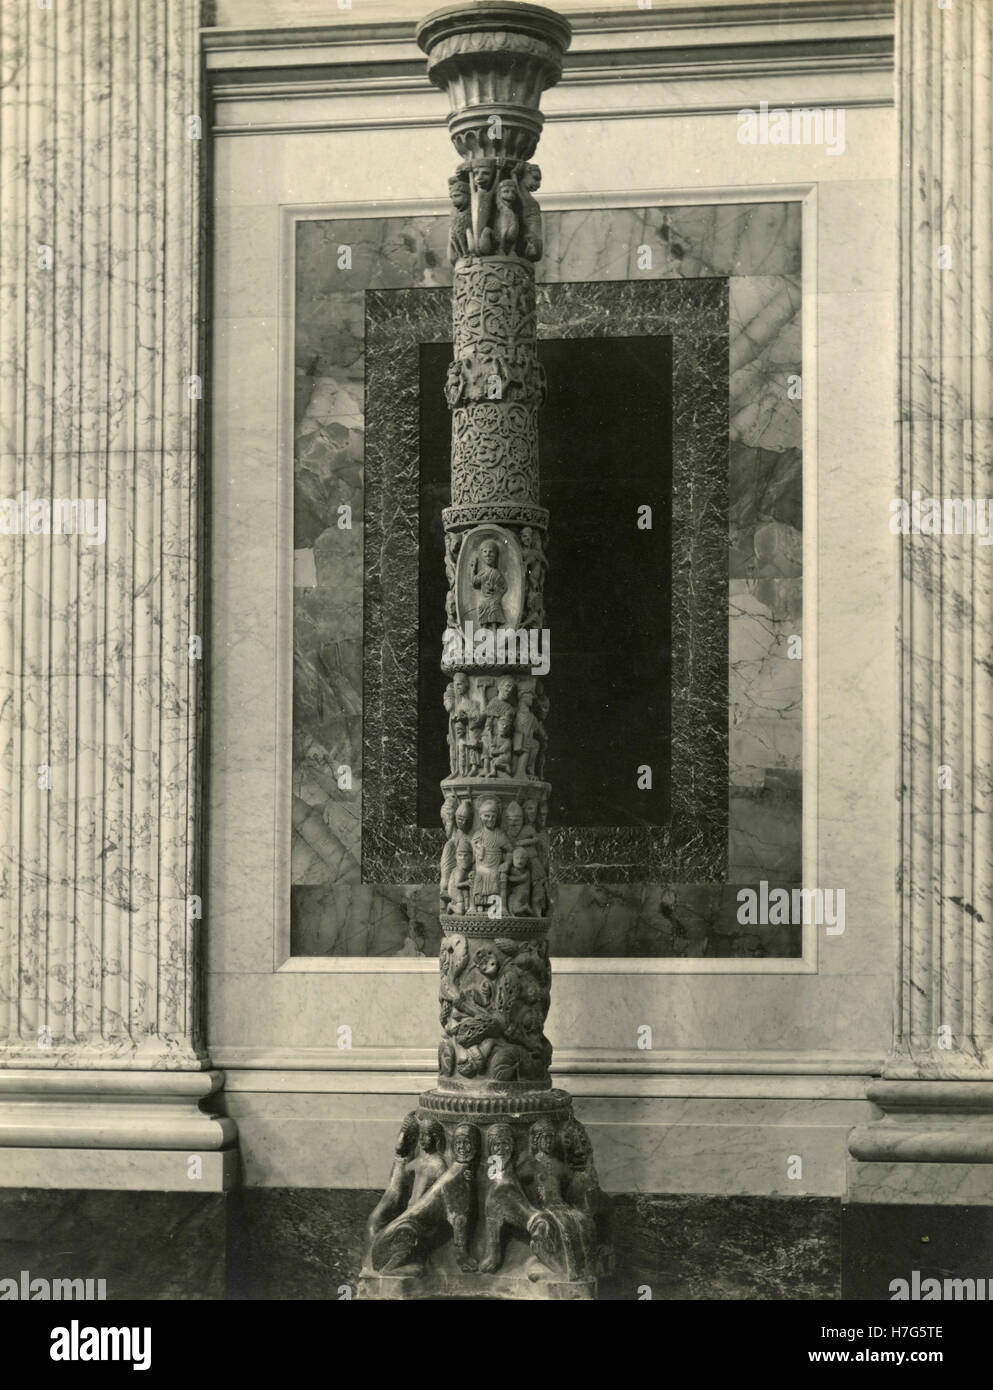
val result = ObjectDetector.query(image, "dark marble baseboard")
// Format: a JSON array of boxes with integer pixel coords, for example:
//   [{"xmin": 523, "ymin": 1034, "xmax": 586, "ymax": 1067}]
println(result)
[
  {"xmin": 841, "ymin": 1203, "xmax": 993, "ymax": 1302},
  {"xmin": 5, "ymin": 1189, "xmax": 987, "ymax": 1301},
  {"xmin": 226, "ymin": 1190, "xmax": 841, "ymax": 1301},
  {"xmin": 0, "ymin": 1190, "xmax": 226, "ymax": 1301}
]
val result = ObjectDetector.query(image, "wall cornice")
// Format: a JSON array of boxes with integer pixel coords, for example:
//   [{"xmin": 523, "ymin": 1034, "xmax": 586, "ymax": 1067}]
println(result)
[{"xmin": 204, "ymin": 0, "xmax": 894, "ymax": 103}]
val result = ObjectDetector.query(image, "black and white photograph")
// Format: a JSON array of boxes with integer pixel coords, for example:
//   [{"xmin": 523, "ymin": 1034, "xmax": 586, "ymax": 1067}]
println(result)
[{"xmin": 0, "ymin": 0, "xmax": 991, "ymax": 1357}]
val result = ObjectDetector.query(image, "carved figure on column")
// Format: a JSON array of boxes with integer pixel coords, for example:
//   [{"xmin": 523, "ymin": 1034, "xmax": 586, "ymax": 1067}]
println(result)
[
  {"xmin": 366, "ymin": 1112, "xmax": 420, "ymax": 1245},
  {"xmin": 469, "ymin": 164, "xmax": 497, "ymax": 255},
  {"xmin": 517, "ymin": 164, "xmax": 544, "ymax": 261},
  {"xmin": 370, "ymin": 1120, "xmax": 480, "ymax": 1274},
  {"xmin": 472, "ymin": 539, "xmax": 509, "ymax": 626},
  {"xmin": 448, "ymin": 172, "xmax": 471, "ymax": 262},
  {"xmin": 444, "ymin": 670, "xmax": 471, "ymax": 774},
  {"xmin": 471, "ymin": 798, "xmax": 512, "ymax": 912},
  {"xmin": 485, "ymin": 712, "xmax": 515, "ymax": 778},
  {"xmin": 479, "ymin": 1124, "xmax": 556, "ymax": 1275},
  {"xmin": 363, "ymin": 2, "xmax": 601, "ymax": 1299},
  {"xmin": 495, "ymin": 179, "xmax": 521, "ymax": 255}
]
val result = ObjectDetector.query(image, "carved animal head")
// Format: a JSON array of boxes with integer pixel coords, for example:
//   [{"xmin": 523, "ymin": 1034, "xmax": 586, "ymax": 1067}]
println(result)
[
  {"xmin": 473, "ymin": 947, "xmax": 501, "ymax": 979},
  {"xmin": 448, "ymin": 175, "xmax": 470, "ymax": 209}
]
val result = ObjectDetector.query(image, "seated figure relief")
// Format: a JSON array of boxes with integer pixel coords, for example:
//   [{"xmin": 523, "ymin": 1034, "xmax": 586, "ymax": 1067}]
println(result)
[{"xmin": 370, "ymin": 1120, "xmax": 481, "ymax": 1275}]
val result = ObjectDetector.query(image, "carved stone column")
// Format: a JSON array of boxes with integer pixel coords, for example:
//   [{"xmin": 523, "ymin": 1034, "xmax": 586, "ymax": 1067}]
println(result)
[
  {"xmin": 360, "ymin": 3, "xmax": 605, "ymax": 1299},
  {"xmin": 0, "ymin": 0, "xmax": 234, "ymax": 1186},
  {"xmin": 848, "ymin": 0, "xmax": 993, "ymax": 1202}
]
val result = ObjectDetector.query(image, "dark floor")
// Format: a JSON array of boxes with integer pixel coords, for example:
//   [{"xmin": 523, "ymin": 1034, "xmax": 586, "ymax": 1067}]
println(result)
[{"xmin": 2, "ymin": 1189, "xmax": 991, "ymax": 1300}]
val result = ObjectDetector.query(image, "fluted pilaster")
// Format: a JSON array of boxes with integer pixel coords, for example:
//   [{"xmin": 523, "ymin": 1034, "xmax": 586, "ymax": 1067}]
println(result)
[
  {"xmin": 892, "ymin": 0, "xmax": 993, "ymax": 1082},
  {"xmin": 849, "ymin": 0, "xmax": 993, "ymax": 1199},
  {"xmin": 0, "ymin": 1, "xmax": 209, "ymax": 1076}
]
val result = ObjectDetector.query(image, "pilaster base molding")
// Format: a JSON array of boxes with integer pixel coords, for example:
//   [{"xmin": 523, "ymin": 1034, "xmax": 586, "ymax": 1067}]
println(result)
[
  {"xmin": 0, "ymin": 1069, "xmax": 236, "ymax": 1156},
  {"xmin": 847, "ymin": 1083, "xmax": 993, "ymax": 1204}
]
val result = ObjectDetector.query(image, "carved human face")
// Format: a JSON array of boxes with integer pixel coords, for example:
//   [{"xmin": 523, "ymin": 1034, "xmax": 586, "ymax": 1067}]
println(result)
[
  {"xmin": 481, "ymin": 541, "xmax": 499, "ymax": 568},
  {"xmin": 453, "ymin": 672, "xmax": 468, "ymax": 697},
  {"xmin": 512, "ymin": 847, "xmax": 529, "ymax": 871},
  {"xmin": 497, "ymin": 678, "xmax": 514, "ymax": 702},
  {"xmin": 480, "ymin": 801, "xmax": 498, "ymax": 830},
  {"xmin": 449, "ymin": 177, "xmax": 469, "ymax": 209},
  {"xmin": 452, "ymin": 1125, "xmax": 478, "ymax": 1162},
  {"xmin": 533, "ymin": 1123, "xmax": 556, "ymax": 1155},
  {"xmin": 488, "ymin": 1126, "xmax": 514, "ymax": 1163},
  {"xmin": 520, "ymin": 527, "xmax": 533, "ymax": 548},
  {"xmin": 473, "ymin": 167, "xmax": 493, "ymax": 191},
  {"xmin": 503, "ymin": 804, "xmax": 522, "ymax": 839},
  {"xmin": 419, "ymin": 1120, "xmax": 442, "ymax": 1153},
  {"xmin": 524, "ymin": 164, "xmax": 541, "ymax": 192},
  {"xmin": 498, "ymin": 179, "xmax": 516, "ymax": 204},
  {"xmin": 523, "ymin": 799, "xmax": 538, "ymax": 825},
  {"xmin": 456, "ymin": 800, "xmax": 473, "ymax": 833},
  {"xmin": 498, "ymin": 714, "xmax": 513, "ymax": 736},
  {"xmin": 457, "ymin": 844, "xmax": 474, "ymax": 868}
]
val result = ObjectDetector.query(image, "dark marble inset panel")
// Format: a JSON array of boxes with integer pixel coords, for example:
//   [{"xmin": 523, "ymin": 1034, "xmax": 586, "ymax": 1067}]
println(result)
[
  {"xmin": 417, "ymin": 335, "xmax": 674, "ymax": 831},
  {"xmin": 842, "ymin": 1203, "xmax": 993, "ymax": 1302},
  {"xmin": 362, "ymin": 277, "xmax": 729, "ymax": 885},
  {"xmin": 0, "ymin": 1191, "xmax": 226, "ymax": 1300}
]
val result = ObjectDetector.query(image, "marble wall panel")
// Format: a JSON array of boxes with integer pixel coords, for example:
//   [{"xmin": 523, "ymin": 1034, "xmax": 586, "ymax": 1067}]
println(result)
[{"xmin": 291, "ymin": 204, "xmax": 803, "ymax": 957}]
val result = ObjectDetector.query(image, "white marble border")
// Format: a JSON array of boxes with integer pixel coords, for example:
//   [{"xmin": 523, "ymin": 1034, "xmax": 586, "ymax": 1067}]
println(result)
[{"xmin": 272, "ymin": 183, "xmax": 818, "ymax": 975}]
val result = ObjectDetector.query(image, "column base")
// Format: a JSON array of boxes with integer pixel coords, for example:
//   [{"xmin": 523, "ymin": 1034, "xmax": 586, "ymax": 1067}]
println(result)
[
  {"xmin": 358, "ymin": 1260, "xmax": 596, "ymax": 1301},
  {"xmin": 361, "ymin": 1087, "xmax": 608, "ymax": 1298},
  {"xmin": 846, "ymin": 1080, "xmax": 993, "ymax": 1204}
]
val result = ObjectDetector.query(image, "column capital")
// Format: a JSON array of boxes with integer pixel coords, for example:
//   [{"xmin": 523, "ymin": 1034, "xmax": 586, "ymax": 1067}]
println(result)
[{"xmin": 416, "ymin": 2, "xmax": 571, "ymax": 160}]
